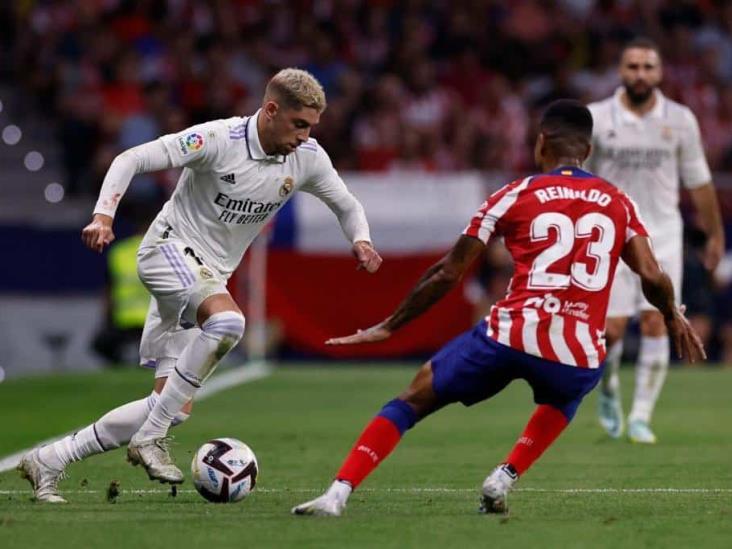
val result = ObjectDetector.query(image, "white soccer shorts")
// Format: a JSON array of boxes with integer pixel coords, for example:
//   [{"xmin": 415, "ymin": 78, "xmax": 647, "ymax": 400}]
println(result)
[
  {"xmin": 607, "ymin": 238, "xmax": 682, "ymax": 318},
  {"xmin": 136, "ymin": 235, "xmax": 230, "ymax": 377}
]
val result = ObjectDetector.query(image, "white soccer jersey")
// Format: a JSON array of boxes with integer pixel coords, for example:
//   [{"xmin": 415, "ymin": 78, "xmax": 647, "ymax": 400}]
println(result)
[
  {"xmin": 587, "ymin": 88, "xmax": 711, "ymax": 242},
  {"xmin": 97, "ymin": 110, "xmax": 370, "ymax": 277}
]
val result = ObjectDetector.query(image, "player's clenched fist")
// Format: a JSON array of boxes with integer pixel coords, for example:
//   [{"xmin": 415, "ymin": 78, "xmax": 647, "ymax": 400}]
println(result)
[
  {"xmin": 82, "ymin": 213, "xmax": 115, "ymax": 253},
  {"xmin": 353, "ymin": 240, "xmax": 382, "ymax": 273}
]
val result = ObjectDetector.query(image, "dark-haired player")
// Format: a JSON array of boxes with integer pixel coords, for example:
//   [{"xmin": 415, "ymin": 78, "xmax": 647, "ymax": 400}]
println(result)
[
  {"xmin": 293, "ymin": 100, "xmax": 705, "ymax": 517},
  {"xmin": 587, "ymin": 38, "xmax": 723, "ymax": 444}
]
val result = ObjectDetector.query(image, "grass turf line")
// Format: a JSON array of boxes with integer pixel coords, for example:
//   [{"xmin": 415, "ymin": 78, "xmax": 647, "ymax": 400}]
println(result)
[{"xmin": 0, "ymin": 365, "xmax": 730, "ymax": 548}]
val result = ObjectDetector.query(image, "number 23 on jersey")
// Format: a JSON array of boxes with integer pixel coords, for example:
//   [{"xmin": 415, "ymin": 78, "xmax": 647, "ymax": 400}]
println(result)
[{"xmin": 528, "ymin": 212, "xmax": 615, "ymax": 292}]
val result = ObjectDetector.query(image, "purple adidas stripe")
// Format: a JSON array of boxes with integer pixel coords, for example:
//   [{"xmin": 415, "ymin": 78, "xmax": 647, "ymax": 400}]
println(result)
[
  {"xmin": 205, "ymin": 326, "xmax": 244, "ymax": 337},
  {"xmin": 206, "ymin": 329, "xmax": 243, "ymax": 338},
  {"xmin": 161, "ymin": 244, "xmax": 194, "ymax": 287},
  {"xmin": 165, "ymin": 243, "xmax": 197, "ymax": 285},
  {"xmin": 205, "ymin": 320, "xmax": 245, "ymax": 330},
  {"xmin": 160, "ymin": 245, "xmax": 190, "ymax": 287},
  {"xmin": 204, "ymin": 321, "xmax": 245, "ymax": 336},
  {"xmin": 161, "ymin": 244, "xmax": 193, "ymax": 287}
]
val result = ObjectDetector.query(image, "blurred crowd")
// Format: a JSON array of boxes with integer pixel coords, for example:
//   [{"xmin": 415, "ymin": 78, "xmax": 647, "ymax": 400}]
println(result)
[
  {"xmin": 4, "ymin": 0, "xmax": 732, "ymax": 362},
  {"xmin": 5, "ymin": 0, "xmax": 732, "ymax": 193}
]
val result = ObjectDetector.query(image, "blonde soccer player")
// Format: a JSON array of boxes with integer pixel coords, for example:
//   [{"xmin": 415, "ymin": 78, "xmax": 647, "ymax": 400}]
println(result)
[{"xmin": 19, "ymin": 69, "xmax": 382, "ymax": 502}]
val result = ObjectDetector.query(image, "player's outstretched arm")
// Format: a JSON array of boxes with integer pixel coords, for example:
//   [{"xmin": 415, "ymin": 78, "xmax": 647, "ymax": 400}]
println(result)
[
  {"xmin": 622, "ymin": 236, "xmax": 706, "ymax": 362},
  {"xmin": 82, "ymin": 140, "xmax": 174, "ymax": 253},
  {"xmin": 327, "ymin": 235, "xmax": 484, "ymax": 345}
]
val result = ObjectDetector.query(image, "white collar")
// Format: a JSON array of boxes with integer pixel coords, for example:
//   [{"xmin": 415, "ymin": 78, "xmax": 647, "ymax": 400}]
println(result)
[
  {"xmin": 245, "ymin": 109, "xmax": 285, "ymax": 163},
  {"xmin": 612, "ymin": 86, "xmax": 667, "ymax": 123}
]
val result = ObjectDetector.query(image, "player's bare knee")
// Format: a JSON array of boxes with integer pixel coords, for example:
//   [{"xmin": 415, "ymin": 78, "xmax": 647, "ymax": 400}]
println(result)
[
  {"xmin": 153, "ymin": 376, "xmax": 167, "ymax": 394},
  {"xmin": 197, "ymin": 294, "xmax": 242, "ymax": 326},
  {"xmin": 399, "ymin": 365, "xmax": 439, "ymax": 418},
  {"xmin": 397, "ymin": 390, "xmax": 425, "ymax": 414}
]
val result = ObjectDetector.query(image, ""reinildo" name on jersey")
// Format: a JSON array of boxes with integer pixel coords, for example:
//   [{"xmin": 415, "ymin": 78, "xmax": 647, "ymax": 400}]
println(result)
[{"xmin": 534, "ymin": 186, "xmax": 612, "ymax": 207}]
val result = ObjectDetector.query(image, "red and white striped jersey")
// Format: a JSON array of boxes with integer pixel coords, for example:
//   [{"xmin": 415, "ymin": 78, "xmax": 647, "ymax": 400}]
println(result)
[{"xmin": 464, "ymin": 166, "xmax": 649, "ymax": 368}]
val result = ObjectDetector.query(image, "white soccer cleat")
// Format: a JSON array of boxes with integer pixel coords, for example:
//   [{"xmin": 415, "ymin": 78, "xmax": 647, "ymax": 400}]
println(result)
[
  {"xmin": 628, "ymin": 420, "xmax": 657, "ymax": 444},
  {"xmin": 127, "ymin": 435, "xmax": 184, "ymax": 484},
  {"xmin": 291, "ymin": 493, "xmax": 345, "ymax": 517},
  {"xmin": 598, "ymin": 391, "xmax": 624, "ymax": 439},
  {"xmin": 292, "ymin": 480, "xmax": 352, "ymax": 517},
  {"xmin": 17, "ymin": 449, "xmax": 67, "ymax": 503},
  {"xmin": 480, "ymin": 464, "xmax": 518, "ymax": 515}
]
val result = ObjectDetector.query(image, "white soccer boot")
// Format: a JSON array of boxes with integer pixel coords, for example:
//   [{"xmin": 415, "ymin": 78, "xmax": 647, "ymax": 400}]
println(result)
[
  {"xmin": 292, "ymin": 480, "xmax": 352, "ymax": 517},
  {"xmin": 17, "ymin": 449, "xmax": 67, "ymax": 503},
  {"xmin": 127, "ymin": 435, "xmax": 184, "ymax": 484},
  {"xmin": 598, "ymin": 390, "xmax": 624, "ymax": 439},
  {"xmin": 628, "ymin": 419, "xmax": 657, "ymax": 444},
  {"xmin": 480, "ymin": 464, "xmax": 518, "ymax": 515}
]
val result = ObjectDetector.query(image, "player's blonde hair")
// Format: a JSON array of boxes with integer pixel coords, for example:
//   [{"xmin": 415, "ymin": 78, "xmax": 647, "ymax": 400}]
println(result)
[{"xmin": 264, "ymin": 68, "xmax": 327, "ymax": 112}]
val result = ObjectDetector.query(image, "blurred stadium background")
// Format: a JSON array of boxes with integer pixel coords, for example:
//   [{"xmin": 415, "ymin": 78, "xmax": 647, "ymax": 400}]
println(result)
[
  {"xmin": 1, "ymin": 2, "xmax": 732, "ymax": 547},
  {"xmin": 2, "ymin": 0, "xmax": 732, "ymax": 378}
]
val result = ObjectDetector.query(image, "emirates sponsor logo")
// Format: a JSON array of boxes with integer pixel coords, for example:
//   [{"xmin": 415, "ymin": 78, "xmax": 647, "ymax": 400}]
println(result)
[{"xmin": 214, "ymin": 192, "xmax": 282, "ymax": 224}]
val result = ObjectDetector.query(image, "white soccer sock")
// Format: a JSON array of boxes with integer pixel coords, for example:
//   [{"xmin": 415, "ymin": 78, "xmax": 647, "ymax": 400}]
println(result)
[
  {"xmin": 38, "ymin": 392, "xmax": 159, "ymax": 470},
  {"xmin": 600, "ymin": 340, "xmax": 623, "ymax": 397},
  {"xmin": 135, "ymin": 311, "xmax": 245, "ymax": 441},
  {"xmin": 629, "ymin": 335, "xmax": 669, "ymax": 424},
  {"xmin": 172, "ymin": 411, "xmax": 190, "ymax": 426}
]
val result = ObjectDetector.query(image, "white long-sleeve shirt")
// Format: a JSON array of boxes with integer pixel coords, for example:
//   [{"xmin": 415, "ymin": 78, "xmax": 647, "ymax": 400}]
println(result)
[{"xmin": 94, "ymin": 109, "xmax": 371, "ymax": 277}]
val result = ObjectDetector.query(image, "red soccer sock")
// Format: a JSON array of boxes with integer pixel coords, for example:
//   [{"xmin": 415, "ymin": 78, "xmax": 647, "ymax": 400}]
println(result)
[
  {"xmin": 505, "ymin": 404, "xmax": 569, "ymax": 475},
  {"xmin": 336, "ymin": 416, "xmax": 403, "ymax": 489}
]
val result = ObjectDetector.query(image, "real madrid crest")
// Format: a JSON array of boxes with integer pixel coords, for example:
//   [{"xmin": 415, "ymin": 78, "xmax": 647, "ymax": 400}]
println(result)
[
  {"xmin": 200, "ymin": 267, "xmax": 214, "ymax": 280},
  {"xmin": 661, "ymin": 126, "xmax": 673, "ymax": 141},
  {"xmin": 279, "ymin": 176, "xmax": 294, "ymax": 197}
]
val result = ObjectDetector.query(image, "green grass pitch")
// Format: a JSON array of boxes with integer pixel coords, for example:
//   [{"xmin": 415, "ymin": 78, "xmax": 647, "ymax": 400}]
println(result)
[{"xmin": 0, "ymin": 365, "xmax": 730, "ymax": 548}]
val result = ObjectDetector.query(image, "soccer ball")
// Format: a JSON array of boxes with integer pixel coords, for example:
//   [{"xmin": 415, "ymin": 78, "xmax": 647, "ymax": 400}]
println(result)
[{"xmin": 191, "ymin": 438, "xmax": 258, "ymax": 503}]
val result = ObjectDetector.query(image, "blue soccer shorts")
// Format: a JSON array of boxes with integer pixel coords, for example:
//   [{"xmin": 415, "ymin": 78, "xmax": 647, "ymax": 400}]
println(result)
[{"xmin": 431, "ymin": 320, "xmax": 604, "ymax": 421}]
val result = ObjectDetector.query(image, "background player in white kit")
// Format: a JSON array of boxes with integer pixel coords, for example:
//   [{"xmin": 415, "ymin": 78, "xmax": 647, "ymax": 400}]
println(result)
[
  {"xmin": 18, "ymin": 68, "xmax": 383, "ymax": 502},
  {"xmin": 587, "ymin": 39, "xmax": 724, "ymax": 443}
]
